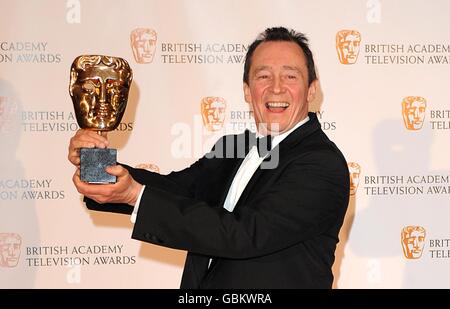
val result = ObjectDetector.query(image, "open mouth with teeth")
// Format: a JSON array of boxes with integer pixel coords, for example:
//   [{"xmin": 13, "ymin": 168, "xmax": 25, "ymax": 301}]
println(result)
[{"xmin": 265, "ymin": 102, "xmax": 290, "ymax": 113}]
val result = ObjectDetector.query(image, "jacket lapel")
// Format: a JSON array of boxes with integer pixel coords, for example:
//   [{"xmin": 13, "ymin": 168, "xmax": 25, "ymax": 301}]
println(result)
[{"xmin": 233, "ymin": 112, "xmax": 322, "ymax": 208}]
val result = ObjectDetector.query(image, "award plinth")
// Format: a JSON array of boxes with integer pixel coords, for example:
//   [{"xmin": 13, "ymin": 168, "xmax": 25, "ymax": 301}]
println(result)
[{"xmin": 80, "ymin": 148, "xmax": 117, "ymax": 184}]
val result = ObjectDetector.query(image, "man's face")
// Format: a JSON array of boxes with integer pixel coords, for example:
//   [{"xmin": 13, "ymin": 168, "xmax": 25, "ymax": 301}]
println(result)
[
  {"xmin": 348, "ymin": 163, "xmax": 361, "ymax": 195},
  {"xmin": 0, "ymin": 235, "xmax": 21, "ymax": 267},
  {"xmin": 336, "ymin": 31, "xmax": 361, "ymax": 64},
  {"xmin": 402, "ymin": 98, "xmax": 426, "ymax": 130},
  {"xmin": 201, "ymin": 97, "xmax": 226, "ymax": 131},
  {"xmin": 244, "ymin": 41, "xmax": 317, "ymax": 135},
  {"xmin": 402, "ymin": 229, "xmax": 425, "ymax": 259},
  {"xmin": 131, "ymin": 29, "xmax": 157, "ymax": 64},
  {"xmin": 70, "ymin": 62, "xmax": 131, "ymax": 130}
]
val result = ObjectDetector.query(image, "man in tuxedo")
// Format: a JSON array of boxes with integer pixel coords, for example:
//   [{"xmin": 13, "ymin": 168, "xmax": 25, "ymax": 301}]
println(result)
[{"xmin": 68, "ymin": 27, "xmax": 350, "ymax": 288}]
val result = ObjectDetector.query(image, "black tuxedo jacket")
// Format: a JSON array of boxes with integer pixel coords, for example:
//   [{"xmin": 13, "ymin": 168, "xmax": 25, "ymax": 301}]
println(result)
[{"xmin": 85, "ymin": 112, "xmax": 350, "ymax": 288}]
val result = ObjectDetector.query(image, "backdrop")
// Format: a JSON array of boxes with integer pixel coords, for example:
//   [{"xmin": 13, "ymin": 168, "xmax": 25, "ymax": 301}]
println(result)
[{"xmin": 1, "ymin": 0, "xmax": 449, "ymax": 288}]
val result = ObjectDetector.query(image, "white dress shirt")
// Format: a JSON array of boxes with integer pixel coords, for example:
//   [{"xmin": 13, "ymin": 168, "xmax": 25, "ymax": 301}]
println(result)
[{"xmin": 131, "ymin": 116, "xmax": 310, "ymax": 223}]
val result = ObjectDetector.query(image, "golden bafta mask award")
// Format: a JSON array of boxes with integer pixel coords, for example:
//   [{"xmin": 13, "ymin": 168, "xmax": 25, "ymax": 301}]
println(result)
[{"xmin": 69, "ymin": 55, "xmax": 133, "ymax": 183}]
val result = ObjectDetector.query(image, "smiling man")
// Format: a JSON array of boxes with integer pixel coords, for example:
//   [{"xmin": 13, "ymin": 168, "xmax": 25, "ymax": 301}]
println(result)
[
  {"xmin": 68, "ymin": 27, "xmax": 350, "ymax": 288},
  {"xmin": 243, "ymin": 33, "xmax": 317, "ymax": 135}
]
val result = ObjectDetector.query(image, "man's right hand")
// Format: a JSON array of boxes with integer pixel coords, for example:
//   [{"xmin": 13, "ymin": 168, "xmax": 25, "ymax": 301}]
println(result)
[{"xmin": 68, "ymin": 129, "xmax": 109, "ymax": 167}]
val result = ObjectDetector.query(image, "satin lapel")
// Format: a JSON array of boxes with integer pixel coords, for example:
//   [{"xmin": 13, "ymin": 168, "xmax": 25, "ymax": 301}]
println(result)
[{"xmin": 232, "ymin": 149, "xmax": 280, "ymax": 209}]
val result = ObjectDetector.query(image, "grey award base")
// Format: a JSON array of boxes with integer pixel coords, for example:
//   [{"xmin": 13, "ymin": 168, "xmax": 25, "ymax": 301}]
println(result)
[{"xmin": 80, "ymin": 148, "xmax": 117, "ymax": 184}]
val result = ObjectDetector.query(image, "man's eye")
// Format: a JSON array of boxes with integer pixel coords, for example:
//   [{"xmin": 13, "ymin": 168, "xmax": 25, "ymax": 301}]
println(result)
[
  {"xmin": 287, "ymin": 75, "xmax": 297, "ymax": 80},
  {"xmin": 257, "ymin": 75, "xmax": 269, "ymax": 80}
]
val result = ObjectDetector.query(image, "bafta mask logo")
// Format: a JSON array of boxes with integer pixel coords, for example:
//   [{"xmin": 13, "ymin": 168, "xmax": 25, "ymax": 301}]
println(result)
[
  {"xmin": 336, "ymin": 30, "xmax": 361, "ymax": 64},
  {"xmin": 201, "ymin": 97, "xmax": 227, "ymax": 132},
  {"xmin": 135, "ymin": 163, "xmax": 160, "ymax": 173},
  {"xmin": 402, "ymin": 96, "xmax": 427, "ymax": 131},
  {"xmin": 69, "ymin": 55, "xmax": 133, "ymax": 131},
  {"xmin": 0, "ymin": 233, "xmax": 22, "ymax": 268},
  {"xmin": 0, "ymin": 96, "xmax": 18, "ymax": 133},
  {"xmin": 130, "ymin": 28, "xmax": 157, "ymax": 64},
  {"xmin": 401, "ymin": 226, "xmax": 426, "ymax": 259},
  {"xmin": 348, "ymin": 162, "xmax": 361, "ymax": 195}
]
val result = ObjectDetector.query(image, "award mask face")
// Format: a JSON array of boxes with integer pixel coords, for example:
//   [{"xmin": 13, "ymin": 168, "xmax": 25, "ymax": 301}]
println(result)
[
  {"xmin": 201, "ymin": 96, "xmax": 226, "ymax": 132},
  {"xmin": 401, "ymin": 226, "xmax": 426, "ymax": 259},
  {"xmin": 0, "ymin": 233, "xmax": 22, "ymax": 268},
  {"xmin": 348, "ymin": 162, "xmax": 361, "ymax": 196},
  {"xmin": 336, "ymin": 30, "xmax": 361, "ymax": 65},
  {"xmin": 130, "ymin": 28, "xmax": 157, "ymax": 64},
  {"xmin": 402, "ymin": 96, "xmax": 427, "ymax": 131},
  {"xmin": 69, "ymin": 55, "xmax": 133, "ymax": 131}
]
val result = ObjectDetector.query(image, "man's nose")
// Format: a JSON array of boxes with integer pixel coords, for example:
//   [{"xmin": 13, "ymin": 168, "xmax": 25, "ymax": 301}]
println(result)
[{"xmin": 270, "ymin": 77, "xmax": 282, "ymax": 94}]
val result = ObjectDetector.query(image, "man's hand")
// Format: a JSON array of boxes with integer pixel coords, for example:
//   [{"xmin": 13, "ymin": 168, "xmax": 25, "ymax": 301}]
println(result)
[
  {"xmin": 73, "ymin": 165, "xmax": 143, "ymax": 206},
  {"xmin": 69, "ymin": 129, "xmax": 143, "ymax": 206},
  {"xmin": 68, "ymin": 129, "xmax": 109, "ymax": 167}
]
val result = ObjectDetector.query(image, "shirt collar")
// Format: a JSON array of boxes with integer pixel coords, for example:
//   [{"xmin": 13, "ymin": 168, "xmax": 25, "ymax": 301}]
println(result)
[{"xmin": 256, "ymin": 116, "xmax": 310, "ymax": 150}]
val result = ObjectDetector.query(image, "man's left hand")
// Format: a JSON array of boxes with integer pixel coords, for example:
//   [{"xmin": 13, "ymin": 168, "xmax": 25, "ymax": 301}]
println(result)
[{"xmin": 73, "ymin": 165, "xmax": 143, "ymax": 206}]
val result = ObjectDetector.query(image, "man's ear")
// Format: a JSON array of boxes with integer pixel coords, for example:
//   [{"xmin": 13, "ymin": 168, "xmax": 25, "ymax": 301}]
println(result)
[
  {"xmin": 307, "ymin": 79, "xmax": 318, "ymax": 103},
  {"xmin": 243, "ymin": 82, "xmax": 252, "ymax": 104}
]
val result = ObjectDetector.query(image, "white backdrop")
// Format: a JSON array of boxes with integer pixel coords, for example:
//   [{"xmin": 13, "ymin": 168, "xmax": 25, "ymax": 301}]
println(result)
[{"xmin": 1, "ymin": 0, "xmax": 450, "ymax": 288}]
